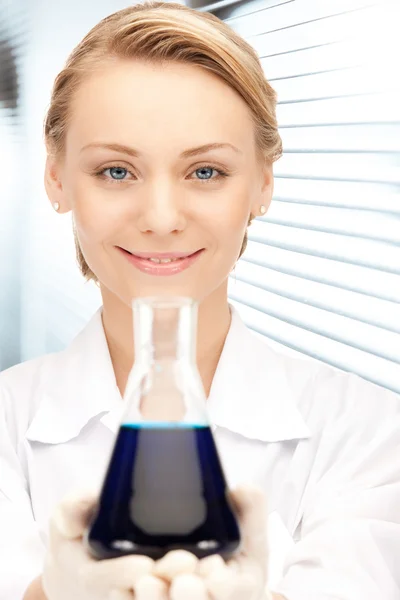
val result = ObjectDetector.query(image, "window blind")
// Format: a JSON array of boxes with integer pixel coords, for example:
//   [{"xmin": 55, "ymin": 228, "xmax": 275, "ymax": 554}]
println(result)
[{"xmin": 189, "ymin": 0, "xmax": 400, "ymax": 394}]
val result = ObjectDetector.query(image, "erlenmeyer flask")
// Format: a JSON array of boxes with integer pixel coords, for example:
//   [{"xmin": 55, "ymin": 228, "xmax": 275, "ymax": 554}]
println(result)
[{"xmin": 84, "ymin": 297, "xmax": 241, "ymax": 561}]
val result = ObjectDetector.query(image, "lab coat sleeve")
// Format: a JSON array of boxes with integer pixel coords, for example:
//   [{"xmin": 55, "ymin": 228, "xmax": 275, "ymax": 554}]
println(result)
[
  {"xmin": 273, "ymin": 372, "xmax": 400, "ymax": 600},
  {"xmin": 0, "ymin": 386, "xmax": 46, "ymax": 600}
]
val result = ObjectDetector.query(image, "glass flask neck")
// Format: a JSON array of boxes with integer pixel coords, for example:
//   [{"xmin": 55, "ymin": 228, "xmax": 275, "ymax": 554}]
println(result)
[
  {"xmin": 123, "ymin": 297, "xmax": 208, "ymax": 427},
  {"xmin": 134, "ymin": 297, "xmax": 196, "ymax": 365}
]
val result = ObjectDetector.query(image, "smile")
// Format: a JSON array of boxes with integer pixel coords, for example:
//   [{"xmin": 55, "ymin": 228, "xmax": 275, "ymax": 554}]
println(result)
[{"xmin": 117, "ymin": 248, "xmax": 204, "ymax": 276}]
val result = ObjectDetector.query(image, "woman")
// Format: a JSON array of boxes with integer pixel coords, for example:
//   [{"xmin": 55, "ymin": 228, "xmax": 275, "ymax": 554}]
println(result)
[{"xmin": 1, "ymin": 2, "xmax": 399, "ymax": 599}]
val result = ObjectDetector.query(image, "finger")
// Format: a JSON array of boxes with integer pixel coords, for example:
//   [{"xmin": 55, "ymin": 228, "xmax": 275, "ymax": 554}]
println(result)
[
  {"xmin": 48, "ymin": 501, "xmax": 99, "ymax": 560},
  {"xmin": 79, "ymin": 554, "xmax": 154, "ymax": 593},
  {"xmin": 229, "ymin": 558, "xmax": 264, "ymax": 593},
  {"xmin": 228, "ymin": 486, "xmax": 268, "ymax": 563},
  {"xmin": 170, "ymin": 574, "xmax": 209, "ymax": 600},
  {"xmin": 225, "ymin": 558, "xmax": 240, "ymax": 575},
  {"xmin": 197, "ymin": 555, "xmax": 227, "ymax": 578},
  {"xmin": 228, "ymin": 572, "xmax": 259, "ymax": 600},
  {"xmin": 134, "ymin": 575, "xmax": 169, "ymax": 600},
  {"xmin": 51, "ymin": 488, "xmax": 99, "ymax": 540},
  {"xmin": 54, "ymin": 536, "xmax": 95, "ymax": 572},
  {"xmin": 205, "ymin": 567, "xmax": 236, "ymax": 600},
  {"xmin": 153, "ymin": 550, "xmax": 199, "ymax": 582},
  {"xmin": 108, "ymin": 591, "xmax": 134, "ymax": 600}
]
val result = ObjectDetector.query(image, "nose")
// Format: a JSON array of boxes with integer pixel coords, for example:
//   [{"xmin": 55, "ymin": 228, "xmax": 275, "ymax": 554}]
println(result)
[{"xmin": 137, "ymin": 180, "xmax": 186, "ymax": 236}]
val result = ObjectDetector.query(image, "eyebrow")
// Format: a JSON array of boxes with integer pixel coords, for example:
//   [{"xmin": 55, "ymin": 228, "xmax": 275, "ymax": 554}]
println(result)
[{"xmin": 80, "ymin": 141, "xmax": 242, "ymax": 158}]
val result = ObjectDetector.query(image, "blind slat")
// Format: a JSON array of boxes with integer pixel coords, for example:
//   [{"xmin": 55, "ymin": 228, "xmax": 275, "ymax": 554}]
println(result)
[
  {"xmin": 276, "ymin": 92, "xmax": 400, "ymax": 127},
  {"xmin": 274, "ymin": 178, "xmax": 399, "ymax": 213},
  {"xmin": 274, "ymin": 67, "xmax": 398, "ymax": 104},
  {"xmin": 280, "ymin": 124, "xmax": 400, "ymax": 153},
  {"xmin": 229, "ymin": 280, "xmax": 400, "ymax": 366},
  {"xmin": 211, "ymin": 0, "xmax": 293, "ymax": 20},
  {"xmin": 225, "ymin": 0, "xmax": 376, "ymax": 38},
  {"xmin": 243, "ymin": 241, "xmax": 400, "ymax": 304},
  {"xmin": 247, "ymin": 7, "xmax": 379, "ymax": 56},
  {"xmin": 192, "ymin": 0, "xmax": 244, "ymax": 12},
  {"xmin": 232, "ymin": 261, "xmax": 400, "ymax": 334},
  {"xmin": 274, "ymin": 151, "xmax": 400, "ymax": 184},
  {"xmin": 249, "ymin": 221, "xmax": 400, "ymax": 276},
  {"xmin": 263, "ymin": 204, "xmax": 400, "ymax": 244},
  {"xmin": 261, "ymin": 41, "xmax": 364, "ymax": 79},
  {"xmin": 229, "ymin": 301, "xmax": 400, "ymax": 395}
]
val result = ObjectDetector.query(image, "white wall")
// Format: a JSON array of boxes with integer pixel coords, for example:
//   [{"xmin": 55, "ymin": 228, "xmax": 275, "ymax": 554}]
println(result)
[
  {"xmin": 18, "ymin": 0, "xmax": 135, "ymax": 361},
  {"xmin": 0, "ymin": 115, "xmax": 21, "ymax": 368},
  {"xmin": 0, "ymin": 2, "xmax": 26, "ymax": 369}
]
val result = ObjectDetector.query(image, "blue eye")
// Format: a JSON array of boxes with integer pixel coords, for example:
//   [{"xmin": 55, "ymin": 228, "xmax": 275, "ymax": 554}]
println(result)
[
  {"xmin": 196, "ymin": 167, "xmax": 214, "ymax": 180},
  {"xmin": 107, "ymin": 167, "xmax": 128, "ymax": 180},
  {"xmin": 94, "ymin": 165, "xmax": 134, "ymax": 185},
  {"xmin": 193, "ymin": 166, "xmax": 228, "ymax": 183},
  {"xmin": 94, "ymin": 164, "xmax": 229, "ymax": 185}
]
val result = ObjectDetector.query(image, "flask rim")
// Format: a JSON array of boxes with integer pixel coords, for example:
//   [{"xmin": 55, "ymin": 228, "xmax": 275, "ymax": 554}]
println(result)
[{"xmin": 132, "ymin": 296, "xmax": 197, "ymax": 310}]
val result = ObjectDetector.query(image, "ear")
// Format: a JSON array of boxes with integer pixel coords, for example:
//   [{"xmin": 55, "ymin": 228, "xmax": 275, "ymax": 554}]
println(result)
[
  {"xmin": 251, "ymin": 161, "xmax": 274, "ymax": 217},
  {"xmin": 44, "ymin": 155, "xmax": 71, "ymax": 214}
]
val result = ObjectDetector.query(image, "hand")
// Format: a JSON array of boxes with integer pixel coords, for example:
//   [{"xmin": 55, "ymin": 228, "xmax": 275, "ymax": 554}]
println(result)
[
  {"xmin": 42, "ymin": 485, "xmax": 272, "ymax": 600},
  {"xmin": 135, "ymin": 485, "xmax": 272, "ymax": 600},
  {"xmin": 42, "ymin": 488, "xmax": 155, "ymax": 600}
]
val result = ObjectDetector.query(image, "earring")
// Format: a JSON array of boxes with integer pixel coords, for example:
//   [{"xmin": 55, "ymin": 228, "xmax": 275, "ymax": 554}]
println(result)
[
  {"xmin": 53, "ymin": 202, "xmax": 60, "ymax": 212},
  {"xmin": 260, "ymin": 205, "xmax": 266, "ymax": 215}
]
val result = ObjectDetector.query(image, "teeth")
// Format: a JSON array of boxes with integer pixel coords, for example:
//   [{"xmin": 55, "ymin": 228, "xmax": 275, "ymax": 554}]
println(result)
[{"xmin": 148, "ymin": 257, "xmax": 179, "ymax": 264}]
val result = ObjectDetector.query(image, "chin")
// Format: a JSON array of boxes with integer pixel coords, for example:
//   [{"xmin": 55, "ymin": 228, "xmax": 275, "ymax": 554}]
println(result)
[{"xmin": 119, "ymin": 281, "xmax": 200, "ymax": 303}]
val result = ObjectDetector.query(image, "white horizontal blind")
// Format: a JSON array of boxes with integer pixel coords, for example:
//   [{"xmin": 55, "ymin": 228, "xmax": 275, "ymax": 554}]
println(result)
[{"xmin": 193, "ymin": 0, "xmax": 400, "ymax": 394}]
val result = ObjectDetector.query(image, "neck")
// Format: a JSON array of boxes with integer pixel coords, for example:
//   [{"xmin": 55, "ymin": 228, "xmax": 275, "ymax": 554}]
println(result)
[{"xmin": 101, "ymin": 285, "xmax": 231, "ymax": 398}]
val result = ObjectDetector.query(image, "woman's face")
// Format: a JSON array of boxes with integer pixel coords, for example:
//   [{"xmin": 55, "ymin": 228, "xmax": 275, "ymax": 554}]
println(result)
[{"xmin": 46, "ymin": 59, "xmax": 273, "ymax": 306}]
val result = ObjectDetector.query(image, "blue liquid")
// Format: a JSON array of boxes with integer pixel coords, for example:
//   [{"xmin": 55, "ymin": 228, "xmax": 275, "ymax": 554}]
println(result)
[{"xmin": 85, "ymin": 424, "xmax": 241, "ymax": 560}]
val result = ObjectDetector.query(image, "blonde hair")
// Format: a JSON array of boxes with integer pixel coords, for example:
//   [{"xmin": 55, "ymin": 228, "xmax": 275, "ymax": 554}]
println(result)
[{"xmin": 44, "ymin": 0, "xmax": 282, "ymax": 282}]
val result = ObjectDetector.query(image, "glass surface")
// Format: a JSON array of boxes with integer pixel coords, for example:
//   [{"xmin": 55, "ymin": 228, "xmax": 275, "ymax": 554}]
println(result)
[{"xmin": 84, "ymin": 297, "xmax": 241, "ymax": 560}]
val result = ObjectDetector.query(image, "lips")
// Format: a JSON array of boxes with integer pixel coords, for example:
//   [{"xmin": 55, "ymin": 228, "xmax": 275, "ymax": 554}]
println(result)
[
  {"xmin": 122, "ymin": 249, "xmax": 202, "ymax": 264},
  {"xmin": 127, "ymin": 250, "xmax": 198, "ymax": 260},
  {"xmin": 118, "ymin": 247, "xmax": 204, "ymax": 276}
]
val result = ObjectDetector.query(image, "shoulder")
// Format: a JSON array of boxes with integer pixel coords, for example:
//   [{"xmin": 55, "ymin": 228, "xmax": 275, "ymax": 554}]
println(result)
[
  {"xmin": 304, "ymin": 359, "xmax": 400, "ymax": 436},
  {"xmin": 0, "ymin": 352, "xmax": 60, "ymax": 440},
  {"xmin": 246, "ymin": 325, "xmax": 400, "ymax": 430},
  {"xmin": 0, "ymin": 309, "xmax": 101, "ymax": 411},
  {"xmin": 274, "ymin": 344, "xmax": 400, "ymax": 482},
  {"xmin": 249, "ymin": 333, "xmax": 400, "ymax": 496},
  {"xmin": 0, "ymin": 351, "xmax": 59, "ymax": 401}
]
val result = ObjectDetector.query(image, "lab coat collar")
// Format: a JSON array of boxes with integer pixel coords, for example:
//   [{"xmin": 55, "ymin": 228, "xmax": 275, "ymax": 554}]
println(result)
[
  {"xmin": 26, "ymin": 305, "xmax": 310, "ymax": 444},
  {"xmin": 207, "ymin": 307, "xmax": 310, "ymax": 442},
  {"xmin": 26, "ymin": 309, "xmax": 121, "ymax": 444}
]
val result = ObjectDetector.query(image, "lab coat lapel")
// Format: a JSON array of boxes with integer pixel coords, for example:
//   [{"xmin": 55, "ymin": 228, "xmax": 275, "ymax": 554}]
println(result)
[
  {"xmin": 267, "ymin": 510, "xmax": 295, "ymax": 589},
  {"xmin": 207, "ymin": 306, "xmax": 311, "ymax": 443},
  {"xmin": 26, "ymin": 309, "xmax": 122, "ymax": 444},
  {"xmin": 26, "ymin": 305, "xmax": 310, "ymax": 444}
]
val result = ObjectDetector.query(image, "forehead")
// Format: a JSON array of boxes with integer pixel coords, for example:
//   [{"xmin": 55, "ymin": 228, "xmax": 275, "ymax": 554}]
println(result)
[{"xmin": 66, "ymin": 59, "xmax": 256, "ymax": 155}]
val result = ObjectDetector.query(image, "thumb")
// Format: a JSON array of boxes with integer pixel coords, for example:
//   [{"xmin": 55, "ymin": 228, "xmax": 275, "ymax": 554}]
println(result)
[
  {"xmin": 52, "ymin": 488, "xmax": 99, "ymax": 539},
  {"xmin": 228, "ymin": 485, "xmax": 268, "ymax": 564}
]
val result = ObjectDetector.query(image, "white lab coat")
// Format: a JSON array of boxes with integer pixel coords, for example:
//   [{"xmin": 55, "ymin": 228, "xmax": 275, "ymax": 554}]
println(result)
[{"xmin": 1, "ymin": 306, "xmax": 400, "ymax": 600}]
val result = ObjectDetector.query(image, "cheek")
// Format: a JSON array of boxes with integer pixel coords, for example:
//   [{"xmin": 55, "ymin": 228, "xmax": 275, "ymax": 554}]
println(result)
[
  {"xmin": 210, "ymin": 191, "xmax": 250, "ymax": 246},
  {"xmin": 71, "ymin": 179, "xmax": 121, "ymax": 245},
  {"xmin": 215, "ymin": 220, "xmax": 247, "ymax": 251}
]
